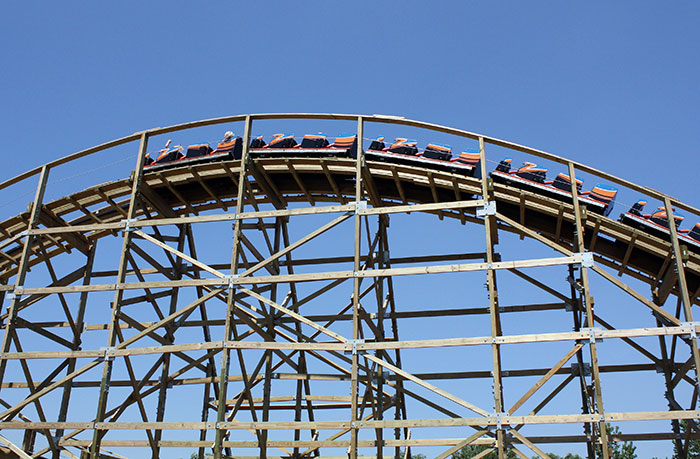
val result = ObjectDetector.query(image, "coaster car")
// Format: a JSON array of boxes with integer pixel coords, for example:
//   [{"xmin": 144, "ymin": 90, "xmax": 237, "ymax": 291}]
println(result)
[
  {"xmin": 212, "ymin": 136, "xmax": 243, "ymax": 159},
  {"xmin": 388, "ymin": 138, "xmax": 419, "ymax": 156},
  {"xmin": 144, "ymin": 144, "xmax": 184, "ymax": 170},
  {"xmin": 248, "ymin": 133, "xmax": 357, "ymax": 158},
  {"xmin": 268, "ymin": 133, "xmax": 297, "ymax": 149},
  {"xmin": 421, "ymin": 143, "xmax": 452, "ymax": 161},
  {"xmin": 299, "ymin": 134, "xmax": 329, "ymax": 149},
  {"xmin": 450, "ymin": 149, "xmax": 482, "ymax": 178},
  {"xmin": 619, "ymin": 200, "xmax": 700, "ymax": 251},
  {"xmin": 365, "ymin": 137, "xmax": 477, "ymax": 176},
  {"xmin": 490, "ymin": 159, "xmax": 617, "ymax": 216}
]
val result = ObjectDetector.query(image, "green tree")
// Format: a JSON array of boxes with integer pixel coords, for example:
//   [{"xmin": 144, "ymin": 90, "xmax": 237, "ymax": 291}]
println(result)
[
  {"xmin": 535, "ymin": 454, "xmax": 584, "ymax": 459},
  {"xmin": 596, "ymin": 424, "xmax": 637, "ymax": 459},
  {"xmin": 399, "ymin": 452, "xmax": 427, "ymax": 459},
  {"xmin": 673, "ymin": 420, "xmax": 700, "ymax": 458},
  {"xmin": 451, "ymin": 444, "xmax": 516, "ymax": 458}
]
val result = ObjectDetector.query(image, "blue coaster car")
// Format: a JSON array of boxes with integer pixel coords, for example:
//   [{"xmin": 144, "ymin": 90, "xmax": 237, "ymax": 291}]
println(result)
[
  {"xmin": 300, "ymin": 134, "xmax": 329, "ymax": 149},
  {"xmin": 491, "ymin": 158, "xmax": 617, "ymax": 216},
  {"xmin": 421, "ymin": 143, "xmax": 452, "ymax": 161},
  {"xmin": 387, "ymin": 138, "xmax": 419, "ymax": 156},
  {"xmin": 618, "ymin": 200, "xmax": 700, "ymax": 251}
]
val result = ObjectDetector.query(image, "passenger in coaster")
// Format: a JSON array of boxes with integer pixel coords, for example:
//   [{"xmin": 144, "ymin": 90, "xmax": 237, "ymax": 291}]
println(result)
[
  {"xmin": 212, "ymin": 131, "xmax": 243, "ymax": 159},
  {"xmin": 514, "ymin": 162, "xmax": 547, "ymax": 183},
  {"xmin": 153, "ymin": 140, "xmax": 184, "ymax": 165}
]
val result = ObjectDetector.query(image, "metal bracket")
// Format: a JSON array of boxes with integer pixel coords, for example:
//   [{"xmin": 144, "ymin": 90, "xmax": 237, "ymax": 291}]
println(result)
[
  {"xmin": 575, "ymin": 252, "xmax": 594, "ymax": 268},
  {"xmin": 354, "ymin": 201, "xmax": 368, "ymax": 214},
  {"xmin": 224, "ymin": 274, "xmax": 239, "ymax": 290},
  {"xmin": 681, "ymin": 322, "xmax": 700, "ymax": 340},
  {"xmin": 477, "ymin": 201, "xmax": 497, "ymax": 217},
  {"xmin": 100, "ymin": 346, "xmax": 116, "ymax": 361},
  {"xmin": 581, "ymin": 327, "xmax": 602, "ymax": 344},
  {"xmin": 492, "ymin": 412, "xmax": 508, "ymax": 430},
  {"xmin": 345, "ymin": 339, "xmax": 366, "ymax": 356},
  {"xmin": 121, "ymin": 218, "xmax": 138, "ymax": 232}
]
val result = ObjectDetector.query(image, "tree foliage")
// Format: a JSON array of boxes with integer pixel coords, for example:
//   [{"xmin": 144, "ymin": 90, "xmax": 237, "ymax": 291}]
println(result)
[
  {"xmin": 672, "ymin": 420, "xmax": 700, "ymax": 459},
  {"xmin": 596, "ymin": 424, "xmax": 637, "ymax": 459},
  {"xmin": 451, "ymin": 444, "xmax": 516, "ymax": 458},
  {"xmin": 448, "ymin": 423, "xmax": 637, "ymax": 459}
]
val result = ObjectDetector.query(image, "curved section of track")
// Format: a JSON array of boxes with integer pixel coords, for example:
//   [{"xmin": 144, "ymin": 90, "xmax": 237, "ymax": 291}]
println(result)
[{"xmin": 0, "ymin": 114, "xmax": 698, "ymax": 304}]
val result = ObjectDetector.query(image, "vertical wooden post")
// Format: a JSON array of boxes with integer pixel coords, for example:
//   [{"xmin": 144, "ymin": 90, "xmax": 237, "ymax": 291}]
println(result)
[
  {"xmin": 349, "ymin": 116, "xmax": 364, "ymax": 459},
  {"xmin": 55, "ymin": 243, "xmax": 97, "ymax": 454},
  {"xmin": 567, "ymin": 162, "xmax": 610, "ymax": 459},
  {"xmin": 567, "ymin": 264, "xmax": 596, "ymax": 459},
  {"xmin": 0, "ymin": 165, "xmax": 50, "ymax": 390},
  {"xmin": 663, "ymin": 198, "xmax": 700, "ymax": 386},
  {"xmin": 479, "ymin": 138, "xmax": 506, "ymax": 459},
  {"xmin": 214, "ymin": 115, "xmax": 252, "ymax": 459},
  {"xmin": 89, "ymin": 132, "xmax": 149, "ymax": 459},
  {"xmin": 0, "ymin": 165, "xmax": 52, "ymax": 456},
  {"xmin": 153, "ymin": 225, "xmax": 188, "ymax": 457},
  {"xmin": 374, "ymin": 215, "xmax": 387, "ymax": 459}
]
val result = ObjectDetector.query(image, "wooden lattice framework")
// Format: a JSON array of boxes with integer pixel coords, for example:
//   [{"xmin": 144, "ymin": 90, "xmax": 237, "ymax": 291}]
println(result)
[{"xmin": 0, "ymin": 113, "xmax": 699, "ymax": 458}]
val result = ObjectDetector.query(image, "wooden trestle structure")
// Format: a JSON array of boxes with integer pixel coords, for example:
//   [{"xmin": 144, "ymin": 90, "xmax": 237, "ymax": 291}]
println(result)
[{"xmin": 0, "ymin": 113, "xmax": 699, "ymax": 458}]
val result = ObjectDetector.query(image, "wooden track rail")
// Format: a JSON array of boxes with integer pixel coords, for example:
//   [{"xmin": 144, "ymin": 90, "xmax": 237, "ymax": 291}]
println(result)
[{"xmin": 0, "ymin": 114, "xmax": 698, "ymax": 459}]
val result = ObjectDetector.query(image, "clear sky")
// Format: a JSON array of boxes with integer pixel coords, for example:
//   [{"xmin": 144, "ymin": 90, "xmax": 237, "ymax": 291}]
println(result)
[{"xmin": 1, "ymin": 2, "xmax": 699, "ymax": 458}]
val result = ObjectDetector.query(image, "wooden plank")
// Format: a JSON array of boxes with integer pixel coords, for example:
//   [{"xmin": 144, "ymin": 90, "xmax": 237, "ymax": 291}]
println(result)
[
  {"xmin": 358, "ymin": 199, "xmax": 484, "ymax": 216},
  {"xmin": 285, "ymin": 159, "xmax": 315, "ymax": 205},
  {"xmin": 133, "ymin": 229, "xmax": 226, "ymax": 278},
  {"xmin": 617, "ymin": 231, "xmax": 638, "ymax": 276},
  {"xmin": 0, "ymin": 433, "xmax": 33, "ymax": 459},
  {"xmin": 237, "ymin": 287, "xmax": 346, "ymax": 343},
  {"xmin": 435, "ymin": 430, "xmax": 488, "ymax": 459},
  {"xmin": 392, "ymin": 166, "xmax": 408, "ymax": 204},
  {"xmin": 663, "ymin": 197, "xmax": 700, "ymax": 387},
  {"xmin": 508, "ymin": 343, "xmax": 584, "ymax": 414},
  {"xmin": 365, "ymin": 354, "xmax": 489, "ymax": 416},
  {"xmin": 320, "ymin": 159, "xmax": 347, "ymax": 204},
  {"xmin": 4, "ymin": 409, "xmax": 700, "ymax": 432},
  {"xmin": 509, "ymin": 429, "xmax": 549, "ymax": 459},
  {"xmin": 238, "ymin": 213, "xmax": 352, "ymax": 278}
]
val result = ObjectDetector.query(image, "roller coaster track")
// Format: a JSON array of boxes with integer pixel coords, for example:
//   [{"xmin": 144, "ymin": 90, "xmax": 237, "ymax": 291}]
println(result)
[{"xmin": 0, "ymin": 114, "xmax": 698, "ymax": 458}]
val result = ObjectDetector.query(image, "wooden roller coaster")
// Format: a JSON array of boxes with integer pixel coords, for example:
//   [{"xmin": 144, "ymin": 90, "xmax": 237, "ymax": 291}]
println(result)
[{"xmin": 0, "ymin": 113, "xmax": 699, "ymax": 459}]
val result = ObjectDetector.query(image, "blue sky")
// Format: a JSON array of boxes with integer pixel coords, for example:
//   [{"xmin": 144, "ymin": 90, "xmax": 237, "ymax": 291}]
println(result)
[{"xmin": 1, "ymin": 2, "xmax": 699, "ymax": 458}]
